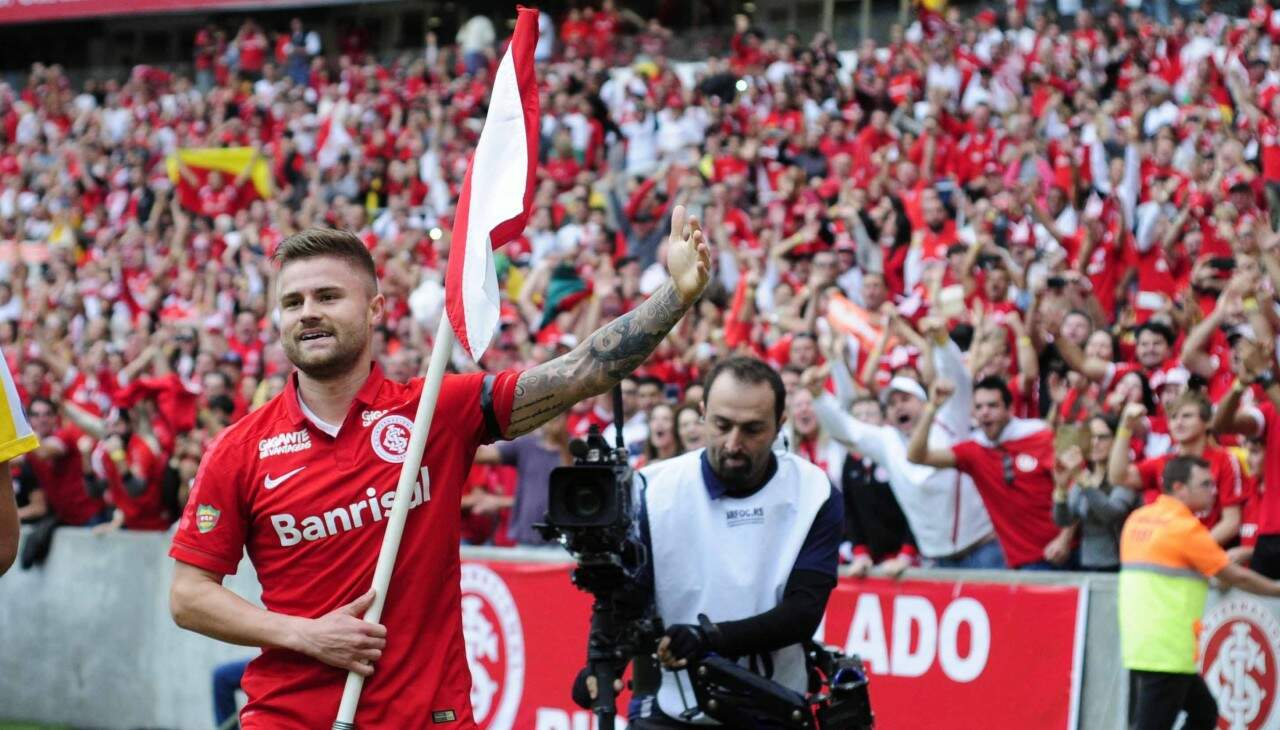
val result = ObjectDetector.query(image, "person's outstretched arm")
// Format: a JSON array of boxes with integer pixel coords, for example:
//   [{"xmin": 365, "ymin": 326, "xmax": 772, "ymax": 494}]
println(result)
[
  {"xmin": 0, "ymin": 467, "xmax": 19, "ymax": 575},
  {"xmin": 907, "ymin": 380, "xmax": 958, "ymax": 469},
  {"xmin": 503, "ymin": 205, "xmax": 711, "ymax": 438},
  {"xmin": 1217, "ymin": 561, "xmax": 1280, "ymax": 597}
]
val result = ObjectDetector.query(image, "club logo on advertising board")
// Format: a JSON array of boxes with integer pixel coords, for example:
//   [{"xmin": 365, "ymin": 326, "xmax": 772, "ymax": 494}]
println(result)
[
  {"xmin": 1201, "ymin": 597, "xmax": 1280, "ymax": 730},
  {"xmin": 370, "ymin": 414, "xmax": 414, "ymax": 463},
  {"xmin": 461, "ymin": 563, "xmax": 526, "ymax": 730}
]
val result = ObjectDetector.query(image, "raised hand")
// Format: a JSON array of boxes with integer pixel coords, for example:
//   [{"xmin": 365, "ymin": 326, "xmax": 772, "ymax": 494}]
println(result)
[
  {"xmin": 1121, "ymin": 402, "xmax": 1147, "ymax": 430},
  {"xmin": 1055, "ymin": 445, "xmax": 1085, "ymax": 479},
  {"xmin": 666, "ymin": 204, "xmax": 712, "ymax": 306},
  {"xmin": 879, "ymin": 554, "xmax": 911, "ymax": 579},
  {"xmin": 930, "ymin": 379, "xmax": 955, "ymax": 407},
  {"xmin": 849, "ymin": 554, "xmax": 874, "ymax": 578},
  {"xmin": 1238, "ymin": 339, "xmax": 1276, "ymax": 384},
  {"xmin": 801, "ymin": 365, "xmax": 830, "ymax": 398}
]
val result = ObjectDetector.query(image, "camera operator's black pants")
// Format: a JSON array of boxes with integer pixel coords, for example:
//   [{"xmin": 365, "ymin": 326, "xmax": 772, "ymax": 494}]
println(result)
[{"xmin": 1131, "ymin": 670, "xmax": 1217, "ymax": 730}]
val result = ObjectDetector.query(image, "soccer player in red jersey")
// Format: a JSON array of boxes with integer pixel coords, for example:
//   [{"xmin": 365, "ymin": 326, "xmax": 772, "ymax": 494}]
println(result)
[
  {"xmin": 168, "ymin": 209, "xmax": 711, "ymax": 728},
  {"xmin": 907, "ymin": 376, "xmax": 1075, "ymax": 570}
]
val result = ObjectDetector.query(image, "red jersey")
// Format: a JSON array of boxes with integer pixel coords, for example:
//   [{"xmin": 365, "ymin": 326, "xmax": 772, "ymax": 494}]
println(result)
[
  {"xmin": 199, "ymin": 184, "xmax": 239, "ymax": 218},
  {"xmin": 1245, "ymin": 402, "xmax": 1280, "ymax": 535},
  {"xmin": 27, "ymin": 425, "xmax": 105, "ymax": 526},
  {"xmin": 170, "ymin": 364, "xmax": 519, "ymax": 729},
  {"xmin": 1134, "ymin": 446, "xmax": 1244, "ymax": 529},
  {"xmin": 239, "ymin": 32, "xmax": 268, "ymax": 73},
  {"xmin": 1241, "ymin": 469, "xmax": 1261, "ymax": 548},
  {"xmin": 952, "ymin": 420, "xmax": 1061, "ymax": 568},
  {"xmin": 93, "ymin": 433, "xmax": 171, "ymax": 530}
]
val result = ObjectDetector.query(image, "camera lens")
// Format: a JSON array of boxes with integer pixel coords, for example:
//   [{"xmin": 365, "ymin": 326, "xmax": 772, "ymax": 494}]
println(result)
[{"xmin": 572, "ymin": 484, "xmax": 604, "ymax": 519}]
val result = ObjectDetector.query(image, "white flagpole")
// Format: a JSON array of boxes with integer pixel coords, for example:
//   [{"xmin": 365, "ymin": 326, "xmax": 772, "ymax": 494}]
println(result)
[{"xmin": 333, "ymin": 315, "xmax": 456, "ymax": 729}]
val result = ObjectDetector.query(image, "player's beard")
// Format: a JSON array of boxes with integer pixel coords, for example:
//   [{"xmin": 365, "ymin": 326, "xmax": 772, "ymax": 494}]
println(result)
[{"xmin": 283, "ymin": 322, "xmax": 369, "ymax": 381}]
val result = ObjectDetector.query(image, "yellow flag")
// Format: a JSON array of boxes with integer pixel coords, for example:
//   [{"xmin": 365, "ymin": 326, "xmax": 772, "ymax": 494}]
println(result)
[{"xmin": 165, "ymin": 147, "xmax": 274, "ymax": 198}]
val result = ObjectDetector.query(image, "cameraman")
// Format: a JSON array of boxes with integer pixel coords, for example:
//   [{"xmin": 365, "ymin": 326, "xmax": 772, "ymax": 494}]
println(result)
[{"xmin": 579, "ymin": 356, "xmax": 843, "ymax": 727}]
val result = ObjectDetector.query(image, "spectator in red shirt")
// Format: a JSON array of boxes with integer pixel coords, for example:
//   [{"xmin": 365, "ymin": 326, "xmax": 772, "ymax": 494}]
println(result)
[
  {"xmin": 1110, "ymin": 395, "xmax": 1244, "ymax": 546},
  {"xmin": 18, "ymin": 397, "xmax": 109, "ymax": 528},
  {"xmin": 234, "ymin": 21, "xmax": 269, "ymax": 81},
  {"xmin": 907, "ymin": 376, "xmax": 1075, "ymax": 570},
  {"xmin": 1211, "ymin": 338, "xmax": 1280, "ymax": 578},
  {"xmin": 1133, "ymin": 321, "xmax": 1177, "ymax": 377},
  {"xmin": 63, "ymin": 401, "xmax": 173, "ymax": 532}
]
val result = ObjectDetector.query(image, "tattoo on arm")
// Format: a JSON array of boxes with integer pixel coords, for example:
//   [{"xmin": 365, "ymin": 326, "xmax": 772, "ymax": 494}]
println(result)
[{"xmin": 505, "ymin": 282, "xmax": 688, "ymax": 438}]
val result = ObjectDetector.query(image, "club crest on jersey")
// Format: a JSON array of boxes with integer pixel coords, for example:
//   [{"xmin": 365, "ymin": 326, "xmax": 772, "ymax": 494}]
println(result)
[
  {"xmin": 371, "ymin": 414, "xmax": 414, "ymax": 463},
  {"xmin": 1015, "ymin": 454, "xmax": 1038, "ymax": 473},
  {"xmin": 259, "ymin": 429, "xmax": 312, "ymax": 460},
  {"xmin": 196, "ymin": 504, "xmax": 221, "ymax": 533}
]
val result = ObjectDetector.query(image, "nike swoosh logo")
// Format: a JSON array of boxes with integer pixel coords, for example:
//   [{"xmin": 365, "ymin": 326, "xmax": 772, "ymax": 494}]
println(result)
[{"xmin": 264, "ymin": 467, "xmax": 306, "ymax": 490}]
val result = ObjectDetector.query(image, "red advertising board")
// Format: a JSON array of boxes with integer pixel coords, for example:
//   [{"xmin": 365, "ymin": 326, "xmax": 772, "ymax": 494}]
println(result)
[
  {"xmin": 819, "ymin": 578, "xmax": 1088, "ymax": 730},
  {"xmin": 460, "ymin": 560, "xmax": 624, "ymax": 730},
  {"xmin": 460, "ymin": 561, "xmax": 1087, "ymax": 730},
  {"xmin": 0, "ymin": 0, "xmax": 385, "ymax": 25}
]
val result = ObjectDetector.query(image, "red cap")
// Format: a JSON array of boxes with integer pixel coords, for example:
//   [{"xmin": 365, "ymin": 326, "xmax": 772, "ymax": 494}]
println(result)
[{"xmin": 977, "ymin": 9, "xmax": 997, "ymax": 25}]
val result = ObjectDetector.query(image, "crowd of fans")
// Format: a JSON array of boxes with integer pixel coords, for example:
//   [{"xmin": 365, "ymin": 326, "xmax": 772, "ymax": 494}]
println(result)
[{"xmin": 7, "ymin": 0, "xmax": 1280, "ymax": 575}]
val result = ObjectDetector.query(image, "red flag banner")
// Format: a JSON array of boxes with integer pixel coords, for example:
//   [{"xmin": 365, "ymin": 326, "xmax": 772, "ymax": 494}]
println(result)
[
  {"xmin": 165, "ymin": 147, "xmax": 272, "ymax": 218},
  {"xmin": 444, "ymin": 6, "xmax": 540, "ymax": 361},
  {"xmin": 826, "ymin": 293, "xmax": 895, "ymax": 353}
]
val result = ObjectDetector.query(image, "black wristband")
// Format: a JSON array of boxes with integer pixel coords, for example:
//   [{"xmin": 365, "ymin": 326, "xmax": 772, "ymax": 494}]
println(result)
[{"xmin": 697, "ymin": 613, "xmax": 723, "ymax": 652}]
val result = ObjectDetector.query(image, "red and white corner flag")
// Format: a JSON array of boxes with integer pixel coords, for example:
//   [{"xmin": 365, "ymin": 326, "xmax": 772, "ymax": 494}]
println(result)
[{"xmin": 445, "ymin": 6, "xmax": 540, "ymax": 361}]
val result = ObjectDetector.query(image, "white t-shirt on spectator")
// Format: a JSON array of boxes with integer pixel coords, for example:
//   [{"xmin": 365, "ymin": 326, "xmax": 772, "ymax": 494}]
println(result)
[
  {"xmin": 1034, "ymin": 206, "xmax": 1078, "ymax": 255},
  {"xmin": 926, "ymin": 63, "xmax": 962, "ymax": 105},
  {"xmin": 527, "ymin": 228, "xmax": 558, "ymax": 268},
  {"xmin": 1143, "ymin": 101, "xmax": 1180, "ymax": 137},
  {"xmin": 536, "ymin": 11, "xmax": 555, "ymax": 62},
  {"xmin": 620, "ymin": 112, "xmax": 659, "ymax": 178},
  {"xmin": 102, "ymin": 107, "xmax": 131, "ymax": 144},
  {"xmin": 639, "ymin": 261, "xmax": 666, "ymax": 296},
  {"xmin": 552, "ymin": 222, "xmax": 584, "ymax": 260},
  {"xmin": 253, "ymin": 78, "xmax": 278, "ymax": 103},
  {"xmin": 0, "ymin": 290, "xmax": 21, "ymax": 323},
  {"xmin": 73, "ymin": 93, "xmax": 97, "ymax": 113},
  {"xmin": 560, "ymin": 111, "xmax": 592, "ymax": 153},
  {"xmin": 766, "ymin": 59, "xmax": 794, "ymax": 87}
]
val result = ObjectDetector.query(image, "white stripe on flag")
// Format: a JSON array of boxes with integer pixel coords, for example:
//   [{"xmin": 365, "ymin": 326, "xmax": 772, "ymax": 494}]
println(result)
[{"xmin": 458, "ymin": 45, "xmax": 530, "ymax": 358}]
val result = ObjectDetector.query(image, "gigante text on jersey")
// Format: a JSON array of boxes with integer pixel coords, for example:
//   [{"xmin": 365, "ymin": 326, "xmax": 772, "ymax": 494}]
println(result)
[{"xmin": 269, "ymin": 467, "xmax": 430, "ymax": 547}]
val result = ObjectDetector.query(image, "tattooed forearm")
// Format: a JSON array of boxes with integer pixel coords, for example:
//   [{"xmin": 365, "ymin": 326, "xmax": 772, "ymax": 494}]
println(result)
[{"xmin": 505, "ymin": 282, "xmax": 689, "ymax": 438}]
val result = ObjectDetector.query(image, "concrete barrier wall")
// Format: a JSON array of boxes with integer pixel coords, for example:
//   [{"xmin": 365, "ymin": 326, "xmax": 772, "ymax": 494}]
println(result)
[{"xmin": 0, "ymin": 530, "xmax": 1178, "ymax": 730}]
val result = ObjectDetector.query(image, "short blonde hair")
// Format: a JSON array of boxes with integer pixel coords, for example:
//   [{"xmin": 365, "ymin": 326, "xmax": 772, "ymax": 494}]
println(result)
[{"xmin": 273, "ymin": 228, "xmax": 377, "ymax": 295}]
